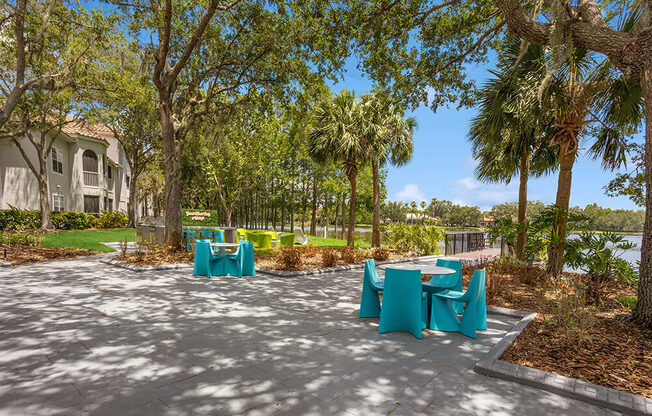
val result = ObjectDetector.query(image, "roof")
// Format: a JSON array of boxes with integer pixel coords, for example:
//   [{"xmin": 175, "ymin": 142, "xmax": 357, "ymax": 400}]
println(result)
[
  {"xmin": 60, "ymin": 116, "xmax": 113, "ymax": 144},
  {"xmin": 107, "ymin": 156, "xmax": 124, "ymax": 169}
]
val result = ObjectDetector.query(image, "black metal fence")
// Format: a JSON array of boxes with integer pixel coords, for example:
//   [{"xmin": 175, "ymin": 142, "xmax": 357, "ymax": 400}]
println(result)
[{"xmin": 444, "ymin": 232, "xmax": 488, "ymax": 255}]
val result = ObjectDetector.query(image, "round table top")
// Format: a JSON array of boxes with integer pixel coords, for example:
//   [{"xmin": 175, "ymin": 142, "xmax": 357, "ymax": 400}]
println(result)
[
  {"xmin": 210, "ymin": 242, "xmax": 240, "ymax": 247},
  {"xmin": 378, "ymin": 263, "xmax": 456, "ymax": 275}
]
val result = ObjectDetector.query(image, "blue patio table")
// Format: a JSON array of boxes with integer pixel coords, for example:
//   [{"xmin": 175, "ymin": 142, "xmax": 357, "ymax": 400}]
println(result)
[
  {"xmin": 378, "ymin": 263, "xmax": 457, "ymax": 291},
  {"xmin": 210, "ymin": 242, "xmax": 240, "ymax": 256}
]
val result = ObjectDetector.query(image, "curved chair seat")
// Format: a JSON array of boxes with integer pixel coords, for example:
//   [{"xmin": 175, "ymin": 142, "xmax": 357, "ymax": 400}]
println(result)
[
  {"xmin": 432, "ymin": 290, "xmax": 465, "ymax": 300},
  {"xmin": 431, "ymin": 269, "xmax": 487, "ymax": 338}
]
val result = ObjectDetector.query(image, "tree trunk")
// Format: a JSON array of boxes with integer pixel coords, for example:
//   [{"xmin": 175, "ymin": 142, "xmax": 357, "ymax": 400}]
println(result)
[
  {"xmin": 127, "ymin": 168, "xmax": 140, "ymax": 227},
  {"xmin": 301, "ymin": 180, "xmax": 308, "ymax": 233},
  {"xmin": 310, "ymin": 174, "xmax": 317, "ymax": 236},
  {"xmin": 323, "ymin": 192, "xmax": 329, "ymax": 238},
  {"xmin": 371, "ymin": 159, "xmax": 381, "ymax": 248},
  {"xmin": 635, "ymin": 69, "xmax": 652, "ymax": 328},
  {"xmin": 334, "ymin": 194, "xmax": 340, "ymax": 240},
  {"xmin": 516, "ymin": 150, "xmax": 529, "ymax": 260},
  {"xmin": 37, "ymin": 172, "xmax": 51, "ymax": 230},
  {"xmin": 547, "ymin": 138, "xmax": 577, "ymax": 276},
  {"xmin": 160, "ymin": 105, "xmax": 183, "ymax": 249},
  {"xmin": 347, "ymin": 173, "xmax": 357, "ymax": 247},
  {"xmin": 341, "ymin": 193, "xmax": 346, "ymax": 240}
]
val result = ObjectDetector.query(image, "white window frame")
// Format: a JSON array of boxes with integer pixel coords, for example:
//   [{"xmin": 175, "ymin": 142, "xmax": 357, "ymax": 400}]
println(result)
[
  {"xmin": 52, "ymin": 194, "xmax": 64, "ymax": 211},
  {"xmin": 51, "ymin": 147, "xmax": 63, "ymax": 175}
]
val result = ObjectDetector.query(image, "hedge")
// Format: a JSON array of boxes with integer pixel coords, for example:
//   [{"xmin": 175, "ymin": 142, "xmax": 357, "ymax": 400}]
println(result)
[
  {"xmin": 0, "ymin": 207, "xmax": 128, "ymax": 230},
  {"xmin": 182, "ymin": 209, "xmax": 218, "ymax": 226}
]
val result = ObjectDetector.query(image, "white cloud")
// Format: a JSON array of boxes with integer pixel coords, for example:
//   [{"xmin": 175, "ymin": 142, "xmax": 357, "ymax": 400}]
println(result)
[
  {"xmin": 451, "ymin": 177, "xmax": 519, "ymax": 211},
  {"xmin": 395, "ymin": 184, "xmax": 426, "ymax": 203}
]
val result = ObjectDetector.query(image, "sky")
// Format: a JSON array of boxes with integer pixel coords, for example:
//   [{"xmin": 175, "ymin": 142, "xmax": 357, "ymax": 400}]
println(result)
[{"xmin": 330, "ymin": 59, "xmax": 644, "ymax": 212}]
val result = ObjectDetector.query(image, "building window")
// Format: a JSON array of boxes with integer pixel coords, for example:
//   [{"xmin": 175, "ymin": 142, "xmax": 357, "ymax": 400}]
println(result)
[
  {"xmin": 83, "ymin": 150, "xmax": 99, "ymax": 187},
  {"xmin": 52, "ymin": 194, "xmax": 64, "ymax": 211},
  {"xmin": 51, "ymin": 148, "xmax": 63, "ymax": 174},
  {"xmin": 126, "ymin": 175, "xmax": 130, "ymax": 189},
  {"xmin": 107, "ymin": 165, "xmax": 112, "ymax": 179},
  {"xmin": 83, "ymin": 195, "xmax": 99, "ymax": 214},
  {"xmin": 108, "ymin": 198, "xmax": 113, "ymax": 211}
]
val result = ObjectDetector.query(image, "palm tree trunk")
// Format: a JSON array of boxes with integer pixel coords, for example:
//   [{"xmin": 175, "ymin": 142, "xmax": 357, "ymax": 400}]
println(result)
[
  {"xmin": 516, "ymin": 150, "xmax": 529, "ymax": 259},
  {"xmin": 371, "ymin": 158, "xmax": 381, "ymax": 248},
  {"xmin": 347, "ymin": 172, "xmax": 357, "ymax": 247},
  {"xmin": 635, "ymin": 71, "xmax": 652, "ymax": 328},
  {"xmin": 341, "ymin": 193, "xmax": 346, "ymax": 239},
  {"xmin": 547, "ymin": 138, "xmax": 577, "ymax": 276},
  {"xmin": 310, "ymin": 175, "xmax": 318, "ymax": 236}
]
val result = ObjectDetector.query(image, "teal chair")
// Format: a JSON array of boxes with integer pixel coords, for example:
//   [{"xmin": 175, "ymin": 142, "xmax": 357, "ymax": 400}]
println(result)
[
  {"xmin": 212, "ymin": 230, "xmax": 225, "ymax": 243},
  {"xmin": 430, "ymin": 269, "xmax": 487, "ymax": 338},
  {"xmin": 279, "ymin": 234, "xmax": 295, "ymax": 248},
  {"xmin": 378, "ymin": 268, "xmax": 428, "ymax": 339},
  {"xmin": 193, "ymin": 239, "xmax": 214, "ymax": 277},
  {"xmin": 434, "ymin": 259, "xmax": 463, "ymax": 313},
  {"xmin": 184, "ymin": 230, "xmax": 198, "ymax": 251},
  {"xmin": 240, "ymin": 241, "xmax": 256, "ymax": 276},
  {"xmin": 199, "ymin": 230, "xmax": 212, "ymax": 241},
  {"xmin": 359, "ymin": 259, "xmax": 383, "ymax": 318},
  {"xmin": 219, "ymin": 242, "xmax": 244, "ymax": 277}
]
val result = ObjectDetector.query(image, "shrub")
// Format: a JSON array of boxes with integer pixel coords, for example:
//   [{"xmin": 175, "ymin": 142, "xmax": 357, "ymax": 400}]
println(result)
[
  {"xmin": 303, "ymin": 244, "xmax": 319, "ymax": 257},
  {"xmin": 275, "ymin": 247, "xmax": 302, "ymax": 271},
  {"xmin": 95, "ymin": 211, "xmax": 128, "ymax": 228},
  {"xmin": 615, "ymin": 295, "xmax": 638, "ymax": 313},
  {"xmin": 320, "ymin": 247, "xmax": 338, "ymax": 268},
  {"xmin": 0, "ymin": 206, "xmax": 41, "ymax": 230},
  {"xmin": 381, "ymin": 223, "xmax": 445, "ymax": 255},
  {"xmin": 371, "ymin": 247, "xmax": 390, "ymax": 262},
  {"xmin": 0, "ymin": 231, "xmax": 42, "ymax": 246},
  {"xmin": 51, "ymin": 211, "xmax": 96, "ymax": 230},
  {"xmin": 340, "ymin": 246, "xmax": 362, "ymax": 263}
]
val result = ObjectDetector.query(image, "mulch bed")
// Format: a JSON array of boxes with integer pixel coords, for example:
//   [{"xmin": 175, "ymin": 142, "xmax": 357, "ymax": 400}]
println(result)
[
  {"xmin": 463, "ymin": 262, "xmax": 652, "ymax": 398},
  {"xmin": 1, "ymin": 244, "xmax": 96, "ymax": 265},
  {"xmin": 115, "ymin": 250, "xmax": 194, "ymax": 266}
]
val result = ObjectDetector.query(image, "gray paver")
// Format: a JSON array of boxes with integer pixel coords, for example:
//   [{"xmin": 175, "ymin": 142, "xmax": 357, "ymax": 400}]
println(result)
[{"xmin": 0, "ymin": 257, "xmax": 621, "ymax": 415}]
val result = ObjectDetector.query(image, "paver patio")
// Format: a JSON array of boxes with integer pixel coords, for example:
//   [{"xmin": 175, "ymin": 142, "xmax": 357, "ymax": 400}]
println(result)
[{"xmin": 0, "ymin": 256, "xmax": 618, "ymax": 415}]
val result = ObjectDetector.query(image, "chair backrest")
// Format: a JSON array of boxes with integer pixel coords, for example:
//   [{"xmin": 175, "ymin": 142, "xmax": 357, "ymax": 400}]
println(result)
[
  {"xmin": 194, "ymin": 239, "xmax": 212, "ymax": 260},
  {"xmin": 364, "ymin": 259, "xmax": 383, "ymax": 292},
  {"xmin": 213, "ymin": 230, "xmax": 224, "ymax": 243},
  {"xmin": 435, "ymin": 258, "xmax": 463, "ymax": 291},
  {"xmin": 294, "ymin": 228, "xmax": 308, "ymax": 244},
  {"xmin": 199, "ymin": 230, "xmax": 212, "ymax": 240},
  {"xmin": 464, "ymin": 269, "xmax": 486, "ymax": 303},
  {"xmin": 280, "ymin": 233, "xmax": 295, "ymax": 247},
  {"xmin": 383, "ymin": 268, "xmax": 422, "ymax": 308}
]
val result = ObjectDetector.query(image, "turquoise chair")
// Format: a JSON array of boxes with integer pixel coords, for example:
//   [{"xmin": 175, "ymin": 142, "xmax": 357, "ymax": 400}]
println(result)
[
  {"xmin": 378, "ymin": 268, "xmax": 428, "ymax": 339},
  {"xmin": 212, "ymin": 230, "xmax": 225, "ymax": 243},
  {"xmin": 434, "ymin": 259, "xmax": 463, "ymax": 313},
  {"xmin": 430, "ymin": 269, "xmax": 487, "ymax": 338},
  {"xmin": 199, "ymin": 230, "xmax": 212, "ymax": 241},
  {"xmin": 359, "ymin": 259, "xmax": 383, "ymax": 318},
  {"xmin": 279, "ymin": 234, "xmax": 295, "ymax": 248},
  {"xmin": 184, "ymin": 230, "xmax": 198, "ymax": 251},
  {"xmin": 193, "ymin": 239, "xmax": 214, "ymax": 277},
  {"xmin": 240, "ymin": 241, "xmax": 256, "ymax": 276},
  {"xmin": 218, "ymin": 242, "xmax": 244, "ymax": 277}
]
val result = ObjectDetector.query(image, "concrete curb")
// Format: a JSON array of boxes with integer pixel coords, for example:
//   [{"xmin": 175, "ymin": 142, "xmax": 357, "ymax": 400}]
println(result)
[
  {"xmin": 0, "ymin": 261, "xmax": 11, "ymax": 267},
  {"xmin": 256, "ymin": 255, "xmax": 441, "ymax": 277},
  {"xmin": 100, "ymin": 258, "xmax": 193, "ymax": 272},
  {"xmin": 476, "ymin": 306, "xmax": 652, "ymax": 415}
]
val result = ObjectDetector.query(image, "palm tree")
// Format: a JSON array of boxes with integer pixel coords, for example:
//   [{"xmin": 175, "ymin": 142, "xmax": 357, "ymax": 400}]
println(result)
[
  {"xmin": 540, "ymin": 47, "xmax": 643, "ymax": 275},
  {"xmin": 475, "ymin": 37, "xmax": 642, "ymax": 274},
  {"xmin": 469, "ymin": 39, "xmax": 558, "ymax": 260},
  {"xmin": 362, "ymin": 91, "xmax": 416, "ymax": 247},
  {"xmin": 308, "ymin": 89, "xmax": 369, "ymax": 247}
]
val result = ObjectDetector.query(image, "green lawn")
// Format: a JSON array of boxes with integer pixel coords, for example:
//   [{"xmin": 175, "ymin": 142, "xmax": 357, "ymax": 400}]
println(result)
[{"xmin": 42, "ymin": 228, "xmax": 136, "ymax": 252}]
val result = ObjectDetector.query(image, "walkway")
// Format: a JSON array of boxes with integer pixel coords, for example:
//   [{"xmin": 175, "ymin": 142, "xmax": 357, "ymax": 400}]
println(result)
[{"xmin": 0, "ymin": 257, "xmax": 617, "ymax": 415}]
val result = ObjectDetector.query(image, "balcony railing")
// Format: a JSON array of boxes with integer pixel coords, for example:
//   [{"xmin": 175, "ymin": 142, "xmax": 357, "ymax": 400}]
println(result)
[{"xmin": 83, "ymin": 171, "xmax": 99, "ymax": 187}]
